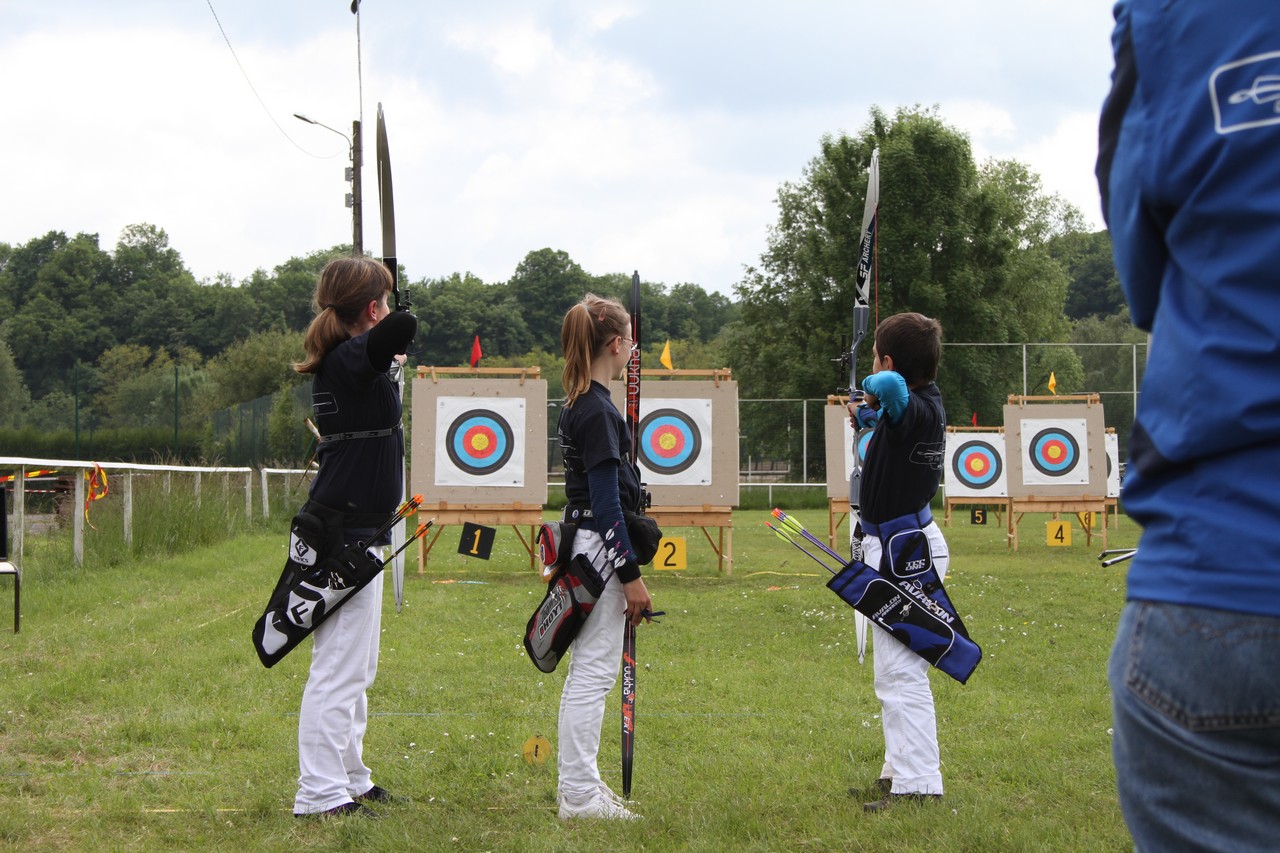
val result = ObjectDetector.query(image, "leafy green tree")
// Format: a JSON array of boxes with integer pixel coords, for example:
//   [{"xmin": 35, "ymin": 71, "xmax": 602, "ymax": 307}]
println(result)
[
  {"xmin": 0, "ymin": 339, "xmax": 31, "ymax": 428},
  {"xmin": 729, "ymin": 105, "xmax": 1088, "ymax": 475},
  {"xmin": 507, "ymin": 249, "xmax": 592, "ymax": 352},
  {"xmin": 200, "ymin": 330, "xmax": 306, "ymax": 414},
  {"xmin": 413, "ymin": 272, "xmax": 532, "ymax": 364},
  {"xmin": 244, "ymin": 248, "xmax": 347, "ymax": 332},
  {"xmin": 1051, "ymin": 230, "xmax": 1124, "ymax": 320}
]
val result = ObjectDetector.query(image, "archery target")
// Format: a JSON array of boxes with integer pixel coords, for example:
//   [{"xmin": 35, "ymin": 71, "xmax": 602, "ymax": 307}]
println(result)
[
  {"xmin": 1019, "ymin": 418, "xmax": 1089, "ymax": 486},
  {"xmin": 945, "ymin": 432, "xmax": 1008, "ymax": 498},
  {"xmin": 856, "ymin": 428, "xmax": 874, "ymax": 466},
  {"xmin": 435, "ymin": 397, "xmax": 526, "ymax": 487},
  {"xmin": 640, "ymin": 408, "xmax": 702, "ymax": 475},
  {"xmin": 636, "ymin": 398, "xmax": 713, "ymax": 486},
  {"xmin": 1105, "ymin": 431, "xmax": 1121, "ymax": 498}
]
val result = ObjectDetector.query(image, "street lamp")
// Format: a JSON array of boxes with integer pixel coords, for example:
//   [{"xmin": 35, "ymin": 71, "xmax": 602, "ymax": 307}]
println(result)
[{"xmin": 294, "ymin": 113, "xmax": 363, "ymax": 255}]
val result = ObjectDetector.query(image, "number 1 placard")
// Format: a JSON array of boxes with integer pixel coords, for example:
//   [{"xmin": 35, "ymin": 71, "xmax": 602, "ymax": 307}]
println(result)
[{"xmin": 458, "ymin": 522, "xmax": 497, "ymax": 560}]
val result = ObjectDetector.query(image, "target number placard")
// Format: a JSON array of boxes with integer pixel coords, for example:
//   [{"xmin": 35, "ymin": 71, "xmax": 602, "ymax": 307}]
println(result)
[
  {"xmin": 654, "ymin": 536, "xmax": 687, "ymax": 571},
  {"xmin": 971, "ymin": 508, "xmax": 988, "ymax": 526},
  {"xmin": 457, "ymin": 522, "xmax": 496, "ymax": 560},
  {"xmin": 1047, "ymin": 520, "xmax": 1072, "ymax": 546}
]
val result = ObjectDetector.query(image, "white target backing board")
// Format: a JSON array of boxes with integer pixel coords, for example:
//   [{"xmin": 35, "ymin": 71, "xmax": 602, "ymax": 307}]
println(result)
[
  {"xmin": 944, "ymin": 431, "xmax": 1009, "ymax": 499},
  {"xmin": 1002, "ymin": 402, "xmax": 1106, "ymax": 498},
  {"xmin": 411, "ymin": 377, "xmax": 548, "ymax": 504},
  {"xmin": 609, "ymin": 379, "xmax": 738, "ymax": 506},
  {"xmin": 824, "ymin": 404, "xmax": 855, "ymax": 500},
  {"xmin": 1105, "ymin": 430, "xmax": 1121, "ymax": 498}
]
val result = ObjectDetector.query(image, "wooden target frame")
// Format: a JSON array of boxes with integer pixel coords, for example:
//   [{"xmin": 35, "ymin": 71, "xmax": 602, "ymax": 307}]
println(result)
[
  {"xmin": 823, "ymin": 395, "xmax": 856, "ymax": 552},
  {"xmin": 609, "ymin": 369, "xmax": 738, "ymax": 573},
  {"xmin": 1002, "ymin": 394, "xmax": 1108, "ymax": 551},
  {"xmin": 410, "ymin": 367, "xmax": 547, "ymax": 572},
  {"xmin": 942, "ymin": 426, "xmax": 1010, "ymax": 528}
]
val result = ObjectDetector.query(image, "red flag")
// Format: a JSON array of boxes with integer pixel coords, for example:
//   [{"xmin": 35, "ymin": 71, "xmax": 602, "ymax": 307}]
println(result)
[
  {"xmin": 971, "ymin": 411, "xmax": 978, "ymax": 426},
  {"xmin": 469, "ymin": 335, "xmax": 483, "ymax": 368}
]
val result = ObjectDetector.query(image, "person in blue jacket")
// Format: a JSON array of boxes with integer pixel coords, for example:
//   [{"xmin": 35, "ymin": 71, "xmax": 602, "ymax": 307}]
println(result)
[{"xmin": 1097, "ymin": 2, "xmax": 1280, "ymax": 849}]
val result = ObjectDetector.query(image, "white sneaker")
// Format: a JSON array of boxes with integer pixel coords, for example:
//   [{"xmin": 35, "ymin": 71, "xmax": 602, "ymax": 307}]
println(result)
[{"xmin": 557, "ymin": 789, "xmax": 641, "ymax": 821}]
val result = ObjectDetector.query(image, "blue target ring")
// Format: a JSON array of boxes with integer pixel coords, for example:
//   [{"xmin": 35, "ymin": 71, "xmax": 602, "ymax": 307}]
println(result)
[
  {"xmin": 445, "ymin": 409, "xmax": 514, "ymax": 476},
  {"xmin": 952, "ymin": 439, "xmax": 1003, "ymax": 489},
  {"xmin": 1029, "ymin": 427, "xmax": 1080, "ymax": 477},
  {"xmin": 855, "ymin": 428, "xmax": 874, "ymax": 465},
  {"xmin": 639, "ymin": 408, "xmax": 701, "ymax": 474}
]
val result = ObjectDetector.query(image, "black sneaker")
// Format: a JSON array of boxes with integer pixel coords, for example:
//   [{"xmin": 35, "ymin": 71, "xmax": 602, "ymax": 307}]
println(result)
[
  {"xmin": 355, "ymin": 785, "xmax": 406, "ymax": 805},
  {"xmin": 295, "ymin": 801, "xmax": 380, "ymax": 819},
  {"xmin": 863, "ymin": 792, "xmax": 942, "ymax": 813},
  {"xmin": 847, "ymin": 777, "xmax": 893, "ymax": 798}
]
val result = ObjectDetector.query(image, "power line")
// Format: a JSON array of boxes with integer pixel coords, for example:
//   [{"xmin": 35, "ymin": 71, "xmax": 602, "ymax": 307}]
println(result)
[{"xmin": 204, "ymin": 0, "xmax": 338, "ymax": 159}]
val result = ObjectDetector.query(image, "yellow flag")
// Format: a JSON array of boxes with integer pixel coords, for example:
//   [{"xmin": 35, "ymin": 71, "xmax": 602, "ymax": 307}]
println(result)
[
  {"xmin": 1048, "ymin": 372, "xmax": 1058, "ymax": 395},
  {"xmin": 660, "ymin": 339, "xmax": 674, "ymax": 370}
]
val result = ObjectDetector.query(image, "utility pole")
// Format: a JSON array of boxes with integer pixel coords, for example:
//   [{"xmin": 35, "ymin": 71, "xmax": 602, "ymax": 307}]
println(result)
[{"xmin": 351, "ymin": 119, "xmax": 362, "ymax": 255}]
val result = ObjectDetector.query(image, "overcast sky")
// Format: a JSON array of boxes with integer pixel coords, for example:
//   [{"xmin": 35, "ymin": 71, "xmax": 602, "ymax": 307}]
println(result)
[{"xmin": 1, "ymin": 1, "xmax": 1116, "ymax": 295}]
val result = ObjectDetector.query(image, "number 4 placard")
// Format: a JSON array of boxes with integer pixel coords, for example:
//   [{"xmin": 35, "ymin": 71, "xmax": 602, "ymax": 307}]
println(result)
[
  {"xmin": 655, "ymin": 536, "xmax": 687, "ymax": 570},
  {"xmin": 458, "ymin": 522, "xmax": 497, "ymax": 559}
]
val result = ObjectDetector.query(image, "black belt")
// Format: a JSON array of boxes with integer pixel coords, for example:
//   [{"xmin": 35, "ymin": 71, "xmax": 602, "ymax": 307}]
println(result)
[{"xmin": 318, "ymin": 423, "xmax": 402, "ymax": 445}]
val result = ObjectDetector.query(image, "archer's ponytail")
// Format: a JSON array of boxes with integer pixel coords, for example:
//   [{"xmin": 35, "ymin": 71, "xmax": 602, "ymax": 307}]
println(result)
[
  {"xmin": 561, "ymin": 293, "xmax": 629, "ymax": 406},
  {"xmin": 294, "ymin": 256, "xmax": 395, "ymax": 374}
]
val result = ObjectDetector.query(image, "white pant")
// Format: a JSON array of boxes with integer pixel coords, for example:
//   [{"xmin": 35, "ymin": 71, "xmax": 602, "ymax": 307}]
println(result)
[
  {"xmin": 294, "ymin": 572, "xmax": 383, "ymax": 813},
  {"xmin": 866, "ymin": 521, "xmax": 947, "ymax": 795},
  {"xmin": 557, "ymin": 529, "xmax": 625, "ymax": 799}
]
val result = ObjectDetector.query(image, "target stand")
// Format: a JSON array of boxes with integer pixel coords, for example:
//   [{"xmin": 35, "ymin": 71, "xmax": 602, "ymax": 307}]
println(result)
[
  {"xmin": 943, "ymin": 426, "xmax": 1010, "ymax": 528},
  {"xmin": 411, "ymin": 367, "xmax": 548, "ymax": 573},
  {"xmin": 610, "ymin": 369, "xmax": 738, "ymax": 574},
  {"xmin": 1003, "ymin": 394, "xmax": 1109, "ymax": 552}
]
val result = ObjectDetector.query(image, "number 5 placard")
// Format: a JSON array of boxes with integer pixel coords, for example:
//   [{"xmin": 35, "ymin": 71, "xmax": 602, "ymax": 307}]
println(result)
[{"xmin": 654, "ymin": 536, "xmax": 687, "ymax": 570}]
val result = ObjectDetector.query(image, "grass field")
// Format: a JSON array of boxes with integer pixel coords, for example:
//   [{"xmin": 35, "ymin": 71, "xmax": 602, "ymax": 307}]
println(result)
[{"xmin": 0, "ymin": 503, "xmax": 1137, "ymax": 851}]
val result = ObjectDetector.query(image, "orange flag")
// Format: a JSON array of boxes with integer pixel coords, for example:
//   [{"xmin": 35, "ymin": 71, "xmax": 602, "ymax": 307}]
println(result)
[{"xmin": 85, "ymin": 463, "xmax": 109, "ymax": 530}]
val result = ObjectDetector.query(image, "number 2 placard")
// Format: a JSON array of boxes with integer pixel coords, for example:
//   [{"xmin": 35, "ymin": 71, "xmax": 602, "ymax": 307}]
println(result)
[{"xmin": 655, "ymin": 536, "xmax": 687, "ymax": 570}]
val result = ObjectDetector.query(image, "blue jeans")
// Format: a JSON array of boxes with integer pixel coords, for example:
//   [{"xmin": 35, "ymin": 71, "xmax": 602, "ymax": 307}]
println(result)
[{"xmin": 1109, "ymin": 601, "xmax": 1280, "ymax": 852}]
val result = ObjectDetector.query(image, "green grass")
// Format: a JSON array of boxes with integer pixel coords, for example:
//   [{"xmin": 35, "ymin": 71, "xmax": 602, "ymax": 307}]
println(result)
[{"xmin": 0, "ymin": 507, "xmax": 1136, "ymax": 851}]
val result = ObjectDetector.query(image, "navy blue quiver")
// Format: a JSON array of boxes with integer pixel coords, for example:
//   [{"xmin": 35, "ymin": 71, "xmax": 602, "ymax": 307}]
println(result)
[{"xmin": 827, "ymin": 516, "xmax": 981, "ymax": 684}]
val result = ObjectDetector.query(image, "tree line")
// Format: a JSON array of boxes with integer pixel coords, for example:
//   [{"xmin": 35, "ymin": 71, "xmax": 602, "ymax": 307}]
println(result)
[{"xmin": 1, "ymin": 105, "xmax": 1131, "ymax": 469}]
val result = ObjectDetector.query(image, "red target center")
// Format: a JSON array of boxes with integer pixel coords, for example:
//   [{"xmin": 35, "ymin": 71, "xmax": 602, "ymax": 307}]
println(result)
[
  {"xmin": 463, "ymin": 425, "xmax": 498, "ymax": 458},
  {"xmin": 649, "ymin": 426, "xmax": 686, "ymax": 459},
  {"xmin": 1041, "ymin": 440, "xmax": 1067, "ymax": 462},
  {"xmin": 965, "ymin": 456, "xmax": 990, "ymax": 476}
]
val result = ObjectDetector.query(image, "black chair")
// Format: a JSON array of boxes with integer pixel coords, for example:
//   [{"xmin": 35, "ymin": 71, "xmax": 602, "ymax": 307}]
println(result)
[{"xmin": 1, "ymin": 485, "xmax": 19, "ymax": 633}]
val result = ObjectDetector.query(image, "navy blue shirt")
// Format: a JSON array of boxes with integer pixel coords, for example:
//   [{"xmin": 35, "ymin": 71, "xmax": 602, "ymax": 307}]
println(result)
[
  {"xmin": 308, "ymin": 311, "xmax": 416, "ymax": 517},
  {"xmin": 858, "ymin": 383, "xmax": 946, "ymax": 524},
  {"xmin": 558, "ymin": 381, "xmax": 643, "ymax": 515}
]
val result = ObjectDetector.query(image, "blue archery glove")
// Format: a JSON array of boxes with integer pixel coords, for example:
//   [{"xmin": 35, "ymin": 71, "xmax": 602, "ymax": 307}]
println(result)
[
  {"xmin": 862, "ymin": 371, "xmax": 909, "ymax": 426},
  {"xmin": 853, "ymin": 402, "xmax": 880, "ymax": 429}
]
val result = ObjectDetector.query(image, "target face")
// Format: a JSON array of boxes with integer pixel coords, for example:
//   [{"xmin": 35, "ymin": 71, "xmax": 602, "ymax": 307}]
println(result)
[
  {"xmin": 1029, "ymin": 428, "xmax": 1079, "ymax": 476},
  {"xmin": 447, "ymin": 410, "xmax": 513, "ymax": 475},
  {"xmin": 635, "ymin": 398, "xmax": 713, "ymax": 485},
  {"xmin": 944, "ymin": 432, "xmax": 1008, "ymax": 498},
  {"xmin": 1105, "ymin": 432, "xmax": 1121, "ymax": 498},
  {"xmin": 1019, "ymin": 418, "xmax": 1089, "ymax": 486},
  {"xmin": 639, "ymin": 408, "xmax": 701, "ymax": 474},
  {"xmin": 435, "ymin": 397, "xmax": 526, "ymax": 487},
  {"xmin": 953, "ymin": 440, "xmax": 1003, "ymax": 488},
  {"xmin": 856, "ymin": 428, "xmax": 874, "ymax": 466}
]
